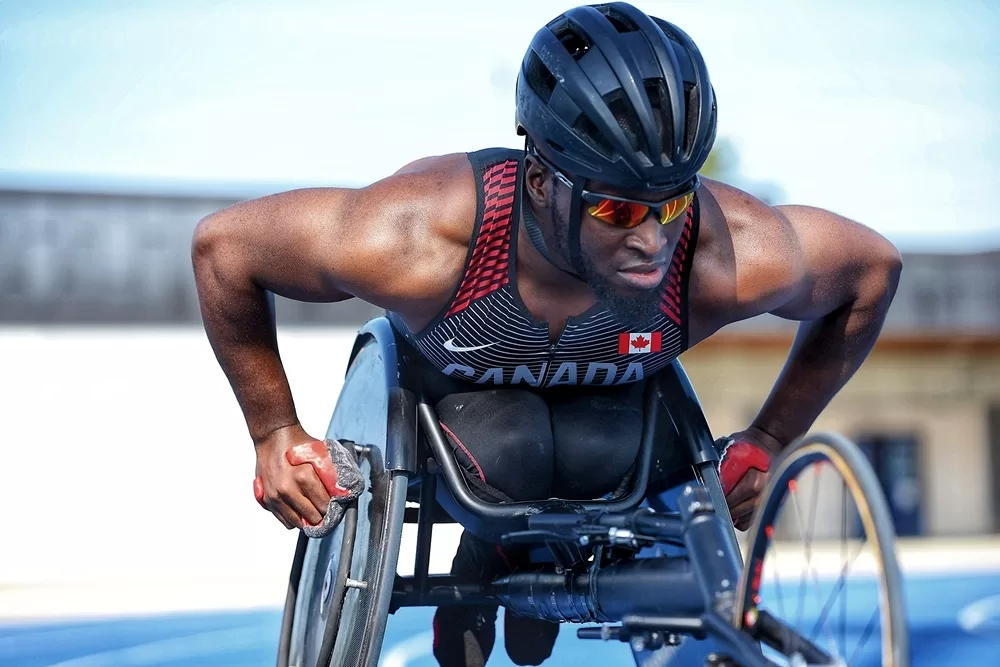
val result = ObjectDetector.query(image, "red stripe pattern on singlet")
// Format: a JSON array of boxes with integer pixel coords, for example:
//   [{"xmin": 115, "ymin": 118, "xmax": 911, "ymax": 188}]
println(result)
[
  {"xmin": 445, "ymin": 160, "xmax": 519, "ymax": 317},
  {"xmin": 660, "ymin": 206, "xmax": 694, "ymax": 326}
]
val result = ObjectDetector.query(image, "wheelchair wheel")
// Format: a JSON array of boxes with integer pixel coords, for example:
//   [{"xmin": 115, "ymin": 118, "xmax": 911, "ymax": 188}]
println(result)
[
  {"xmin": 734, "ymin": 432, "xmax": 909, "ymax": 666},
  {"xmin": 277, "ymin": 328, "xmax": 410, "ymax": 667},
  {"xmin": 278, "ymin": 442, "xmax": 408, "ymax": 667},
  {"xmin": 279, "ymin": 488, "xmax": 357, "ymax": 667}
]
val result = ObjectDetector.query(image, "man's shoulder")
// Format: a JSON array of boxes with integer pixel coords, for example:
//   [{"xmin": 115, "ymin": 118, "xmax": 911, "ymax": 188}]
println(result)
[
  {"xmin": 391, "ymin": 147, "xmax": 522, "ymax": 177},
  {"xmin": 389, "ymin": 152, "xmax": 473, "ymax": 179},
  {"xmin": 694, "ymin": 179, "xmax": 798, "ymax": 269},
  {"xmin": 360, "ymin": 152, "xmax": 487, "ymax": 328},
  {"xmin": 687, "ymin": 180, "xmax": 801, "ymax": 342},
  {"xmin": 381, "ymin": 152, "xmax": 478, "ymax": 228},
  {"xmin": 386, "ymin": 148, "xmax": 522, "ymax": 242},
  {"xmin": 698, "ymin": 179, "xmax": 789, "ymax": 238}
]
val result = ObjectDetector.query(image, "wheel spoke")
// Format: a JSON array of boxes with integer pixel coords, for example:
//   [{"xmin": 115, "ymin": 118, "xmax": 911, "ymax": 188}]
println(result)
[
  {"xmin": 807, "ymin": 464, "xmax": 822, "ymax": 642},
  {"xmin": 840, "ymin": 479, "xmax": 848, "ymax": 659},
  {"xmin": 809, "ymin": 539, "xmax": 865, "ymax": 641},
  {"xmin": 787, "ymin": 477, "xmax": 840, "ymax": 659},
  {"xmin": 849, "ymin": 607, "xmax": 880, "ymax": 666},
  {"xmin": 769, "ymin": 539, "xmax": 788, "ymax": 621},
  {"xmin": 789, "ymin": 481, "xmax": 809, "ymax": 629},
  {"xmin": 803, "ymin": 466, "xmax": 826, "ymax": 645}
]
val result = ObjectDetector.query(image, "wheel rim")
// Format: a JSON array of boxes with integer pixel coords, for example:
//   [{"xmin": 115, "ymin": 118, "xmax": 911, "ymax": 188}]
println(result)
[{"xmin": 735, "ymin": 436, "xmax": 908, "ymax": 666}]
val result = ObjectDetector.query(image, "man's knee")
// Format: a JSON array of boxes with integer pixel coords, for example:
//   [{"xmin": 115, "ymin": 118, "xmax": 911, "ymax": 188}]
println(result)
[
  {"xmin": 435, "ymin": 389, "xmax": 554, "ymax": 502},
  {"xmin": 550, "ymin": 390, "xmax": 644, "ymax": 498}
]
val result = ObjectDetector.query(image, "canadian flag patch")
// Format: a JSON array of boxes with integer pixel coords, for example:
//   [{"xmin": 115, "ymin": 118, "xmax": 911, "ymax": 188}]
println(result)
[{"xmin": 618, "ymin": 332, "xmax": 663, "ymax": 354}]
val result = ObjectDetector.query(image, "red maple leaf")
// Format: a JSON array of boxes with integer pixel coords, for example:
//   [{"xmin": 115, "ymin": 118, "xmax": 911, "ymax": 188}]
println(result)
[{"xmin": 632, "ymin": 335, "xmax": 649, "ymax": 349}]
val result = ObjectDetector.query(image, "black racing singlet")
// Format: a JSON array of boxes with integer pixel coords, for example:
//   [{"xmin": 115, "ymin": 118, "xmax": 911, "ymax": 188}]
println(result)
[{"xmin": 387, "ymin": 147, "xmax": 700, "ymax": 389}]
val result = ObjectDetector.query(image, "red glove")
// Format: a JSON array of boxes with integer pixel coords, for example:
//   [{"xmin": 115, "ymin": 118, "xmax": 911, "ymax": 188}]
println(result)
[
  {"xmin": 284, "ymin": 440, "xmax": 354, "ymax": 499},
  {"xmin": 254, "ymin": 440, "xmax": 354, "ymax": 508},
  {"xmin": 718, "ymin": 439, "xmax": 772, "ymax": 497},
  {"xmin": 254, "ymin": 439, "xmax": 364, "ymax": 538}
]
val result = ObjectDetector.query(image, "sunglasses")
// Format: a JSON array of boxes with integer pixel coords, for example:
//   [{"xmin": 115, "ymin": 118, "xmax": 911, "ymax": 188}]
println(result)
[{"xmin": 532, "ymin": 152, "xmax": 698, "ymax": 229}]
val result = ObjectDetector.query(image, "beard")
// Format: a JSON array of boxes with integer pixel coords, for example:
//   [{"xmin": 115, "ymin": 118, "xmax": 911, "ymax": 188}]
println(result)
[
  {"xmin": 583, "ymin": 255, "xmax": 664, "ymax": 329},
  {"xmin": 551, "ymin": 196, "xmax": 664, "ymax": 330}
]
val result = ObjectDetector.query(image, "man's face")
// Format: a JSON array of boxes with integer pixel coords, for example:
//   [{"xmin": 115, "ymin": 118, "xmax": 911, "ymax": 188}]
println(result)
[{"xmin": 549, "ymin": 177, "xmax": 690, "ymax": 327}]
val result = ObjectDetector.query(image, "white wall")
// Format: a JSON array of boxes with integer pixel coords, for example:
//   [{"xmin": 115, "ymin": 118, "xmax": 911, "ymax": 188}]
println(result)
[{"xmin": 0, "ymin": 327, "xmax": 367, "ymax": 586}]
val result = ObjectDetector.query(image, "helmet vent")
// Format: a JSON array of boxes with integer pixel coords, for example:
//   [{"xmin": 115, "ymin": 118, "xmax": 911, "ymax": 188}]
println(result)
[
  {"xmin": 651, "ymin": 16, "xmax": 682, "ymax": 45},
  {"xmin": 553, "ymin": 22, "xmax": 592, "ymax": 60},
  {"xmin": 645, "ymin": 79, "xmax": 673, "ymax": 161},
  {"xmin": 604, "ymin": 10, "xmax": 639, "ymax": 33},
  {"xmin": 607, "ymin": 91, "xmax": 650, "ymax": 164},
  {"xmin": 545, "ymin": 139, "xmax": 566, "ymax": 155},
  {"xmin": 525, "ymin": 52, "xmax": 557, "ymax": 104},
  {"xmin": 573, "ymin": 113, "xmax": 613, "ymax": 158},
  {"xmin": 682, "ymin": 82, "xmax": 698, "ymax": 158}
]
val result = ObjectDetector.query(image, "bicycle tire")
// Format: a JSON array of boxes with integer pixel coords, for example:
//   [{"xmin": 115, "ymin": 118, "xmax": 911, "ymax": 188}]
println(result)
[{"xmin": 733, "ymin": 432, "xmax": 909, "ymax": 666}]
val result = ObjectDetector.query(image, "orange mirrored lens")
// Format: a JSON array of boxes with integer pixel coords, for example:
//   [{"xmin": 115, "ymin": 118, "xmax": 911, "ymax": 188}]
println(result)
[
  {"xmin": 588, "ymin": 192, "xmax": 694, "ymax": 228},
  {"xmin": 587, "ymin": 199, "xmax": 646, "ymax": 227},
  {"xmin": 660, "ymin": 193, "xmax": 694, "ymax": 224}
]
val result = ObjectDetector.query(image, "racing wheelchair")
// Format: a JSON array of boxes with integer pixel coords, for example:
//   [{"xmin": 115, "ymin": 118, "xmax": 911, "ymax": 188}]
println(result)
[{"xmin": 276, "ymin": 317, "xmax": 909, "ymax": 667}]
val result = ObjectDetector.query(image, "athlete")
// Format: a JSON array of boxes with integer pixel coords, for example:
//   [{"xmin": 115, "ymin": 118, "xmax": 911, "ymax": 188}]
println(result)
[{"xmin": 192, "ymin": 3, "xmax": 902, "ymax": 665}]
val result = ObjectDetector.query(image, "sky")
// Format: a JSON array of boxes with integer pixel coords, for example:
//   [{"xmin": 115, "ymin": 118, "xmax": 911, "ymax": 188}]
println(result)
[{"xmin": 1, "ymin": 0, "xmax": 998, "ymax": 251}]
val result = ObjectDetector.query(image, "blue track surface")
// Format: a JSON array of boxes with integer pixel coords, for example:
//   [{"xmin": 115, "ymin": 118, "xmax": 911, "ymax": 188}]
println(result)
[{"xmin": 3, "ymin": 572, "xmax": 999, "ymax": 666}]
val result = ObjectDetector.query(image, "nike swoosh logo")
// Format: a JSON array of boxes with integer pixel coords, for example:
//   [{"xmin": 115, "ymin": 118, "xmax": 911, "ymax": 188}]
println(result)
[{"xmin": 442, "ymin": 338, "xmax": 497, "ymax": 353}]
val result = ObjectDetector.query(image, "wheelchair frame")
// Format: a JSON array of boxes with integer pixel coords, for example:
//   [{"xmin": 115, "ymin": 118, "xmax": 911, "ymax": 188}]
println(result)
[{"xmin": 278, "ymin": 317, "xmax": 855, "ymax": 667}]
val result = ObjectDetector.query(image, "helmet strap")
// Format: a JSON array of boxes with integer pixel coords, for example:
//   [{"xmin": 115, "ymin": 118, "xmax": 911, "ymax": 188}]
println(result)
[
  {"xmin": 519, "ymin": 169, "xmax": 584, "ymax": 281},
  {"xmin": 566, "ymin": 178, "xmax": 588, "ymax": 277}
]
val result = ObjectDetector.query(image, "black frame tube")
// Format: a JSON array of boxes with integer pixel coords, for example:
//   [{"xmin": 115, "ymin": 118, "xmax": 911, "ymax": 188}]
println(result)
[
  {"xmin": 656, "ymin": 364, "xmax": 743, "ymax": 566},
  {"xmin": 413, "ymin": 472, "xmax": 436, "ymax": 595},
  {"xmin": 391, "ymin": 575, "xmax": 494, "ymax": 610}
]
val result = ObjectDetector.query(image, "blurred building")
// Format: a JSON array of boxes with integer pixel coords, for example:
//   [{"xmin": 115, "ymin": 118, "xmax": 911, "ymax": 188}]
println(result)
[
  {"xmin": 0, "ymin": 175, "xmax": 382, "ymax": 325},
  {"xmin": 1, "ymin": 177, "xmax": 998, "ymax": 538}
]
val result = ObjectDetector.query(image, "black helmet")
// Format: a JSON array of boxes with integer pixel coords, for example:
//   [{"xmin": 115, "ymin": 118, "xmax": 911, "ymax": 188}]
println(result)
[{"xmin": 516, "ymin": 2, "xmax": 717, "ymax": 193}]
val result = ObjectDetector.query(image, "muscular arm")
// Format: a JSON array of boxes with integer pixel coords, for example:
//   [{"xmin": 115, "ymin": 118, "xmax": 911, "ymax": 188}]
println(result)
[
  {"xmin": 691, "ymin": 182, "xmax": 903, "ymax": 450},
  {"xmin": 191, "ymin": 155, "xmax": 473, "ymax": 444}
]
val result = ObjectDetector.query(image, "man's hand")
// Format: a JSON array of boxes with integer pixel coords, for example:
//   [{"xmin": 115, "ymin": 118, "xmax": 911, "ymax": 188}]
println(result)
[
  {"xmin": 718, "ymin": 427, "xmax": 783, "ymax": 531},
  {"xmin": 253, "ymin": 424, "xmax": 338, "ymax": 530}
]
